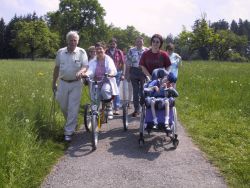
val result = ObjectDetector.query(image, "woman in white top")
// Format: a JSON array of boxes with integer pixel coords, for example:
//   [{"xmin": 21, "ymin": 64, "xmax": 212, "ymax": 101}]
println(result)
[{"xmin": 80, "ymin": 42, "xmax": 119, "ymax": 119}]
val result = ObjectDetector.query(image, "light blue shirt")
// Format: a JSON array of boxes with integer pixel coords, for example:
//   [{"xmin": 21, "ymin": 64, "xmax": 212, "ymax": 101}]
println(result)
[
  {"xmin": 169, "ymin": 52, "xmax": 182, "ymax": 78},
  {"xmin": 127, "ymin": 46, "xmax": 148, "ymax": 67}
]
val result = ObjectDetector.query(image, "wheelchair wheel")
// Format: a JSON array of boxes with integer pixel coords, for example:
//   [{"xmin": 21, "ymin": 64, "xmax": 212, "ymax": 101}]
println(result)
[
  {"xmin": 173, "ymin": 107, "xmax": 178, "ymax": 132},
  {"xmin": 91, "ymin": 114, "xmax": 99, "ymax": 150},
  {"xmin": 84, "ymin": 104, "xmax": 91, "ymax": 132},
  {"xmin": 122, "ymin": 102, "xmax": 128, "ymax": 131}
]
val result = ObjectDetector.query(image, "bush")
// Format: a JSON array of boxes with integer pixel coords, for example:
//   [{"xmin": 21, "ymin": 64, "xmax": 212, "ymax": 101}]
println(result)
[{"xmin": 228, "ymin": 52, "xmax": 248, "ymax": 62}]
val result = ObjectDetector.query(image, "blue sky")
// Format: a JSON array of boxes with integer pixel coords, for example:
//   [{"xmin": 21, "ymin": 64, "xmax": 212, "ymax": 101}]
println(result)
[{"xmin": 1, "ymin": 0, "xmax": 250, "ymax": 37}]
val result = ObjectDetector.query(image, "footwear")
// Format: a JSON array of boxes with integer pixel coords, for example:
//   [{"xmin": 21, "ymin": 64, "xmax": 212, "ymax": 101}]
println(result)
[
  {"xmin": 107, "ymin": 110, "xmax": 113, "ymax": 116},
  {"xmin": 113, "ymin": 110, "xmax": 120, "ymax": 115},
  {"xmin": 165, "ymin": 124, "xmax": 171, "ymax": 131},
  {"xmin": 132, "ymin": 111, "xmax": 140, "ymax": 117},
  {"xmin": 64, "ymin": 135, "xmax": 72, "ymax": 142},
  {"xmin": 108, "ymin": 115, "xmax": 113, "ymax": 120}
]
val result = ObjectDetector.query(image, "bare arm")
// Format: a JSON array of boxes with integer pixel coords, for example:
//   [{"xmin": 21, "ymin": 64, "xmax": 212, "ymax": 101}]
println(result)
[{"xmin": 140, "ymin": 65, "xmax": 151, "ymax": 80}]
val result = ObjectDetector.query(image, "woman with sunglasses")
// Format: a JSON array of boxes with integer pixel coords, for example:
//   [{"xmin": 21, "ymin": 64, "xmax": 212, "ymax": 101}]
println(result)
[{"xmin": 139, "ymin": 34, "xmax": 171, "ymax": 80}]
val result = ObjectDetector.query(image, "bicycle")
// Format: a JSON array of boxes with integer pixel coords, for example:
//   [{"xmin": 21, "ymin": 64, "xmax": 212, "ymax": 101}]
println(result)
[
  {"xmin": 121, "ymin": 80, "xmax": 130, "ymax": 131},
  {"xmin": 83, "ymin": 74, "xmax": 112, "ymax": 150}
]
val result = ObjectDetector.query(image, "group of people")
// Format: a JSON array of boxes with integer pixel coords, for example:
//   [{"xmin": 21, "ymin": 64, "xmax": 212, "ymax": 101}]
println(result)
[{"xmin": 52, "ymin": 31, "xmax": 182, "ymax": 141}]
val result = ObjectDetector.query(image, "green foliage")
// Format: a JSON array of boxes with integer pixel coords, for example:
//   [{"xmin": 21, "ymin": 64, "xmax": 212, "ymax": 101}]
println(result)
[
  {"xmin": 228, "ymin": 51, "xmax": 248, "ymax": 62},
  {"xmin": 178, "ymin": 61, "xmax": 250, "ymax": 187},
  {"xmin": 11, "ymin": 20, "xmax": 59, "ymax": 60},
  {"xmin": 47, "ymin": 0, "xmax": 106, "ymax": 47},
  {"xmin": 0, "ymin": 60, "xmax": 66, "ymax": 188}
]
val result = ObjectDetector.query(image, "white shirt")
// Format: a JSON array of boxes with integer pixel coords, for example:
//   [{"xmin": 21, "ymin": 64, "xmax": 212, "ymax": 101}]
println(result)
[
  {"xmin": 87, "ymin": 55, "xmax": 119, "ymax": 96},
  {"xmin": 56, "ymin": 47, "xmax": 88, "ymax": 80}
]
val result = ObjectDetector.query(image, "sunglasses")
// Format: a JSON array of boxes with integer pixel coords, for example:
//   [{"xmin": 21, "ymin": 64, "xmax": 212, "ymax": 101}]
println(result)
[{"xmin": 152, "ymin": 39, "xmax": 160, "ymax": 44}]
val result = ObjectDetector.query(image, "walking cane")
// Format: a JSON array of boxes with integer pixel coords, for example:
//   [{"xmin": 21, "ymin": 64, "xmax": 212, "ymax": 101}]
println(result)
[{"xmin": 49, "ymin": 90, "xmax": 56, "ymax": 130}]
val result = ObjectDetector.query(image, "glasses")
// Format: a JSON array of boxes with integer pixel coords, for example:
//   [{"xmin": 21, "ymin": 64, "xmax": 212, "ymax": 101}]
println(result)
[{"xmin": 152, "ymin": 39, "xmax": 160, "ymax": 44}]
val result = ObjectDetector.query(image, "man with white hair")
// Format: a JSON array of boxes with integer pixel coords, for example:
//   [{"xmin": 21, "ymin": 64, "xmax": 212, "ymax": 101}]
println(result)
[{"xmin": 52, "ymin": 31, "xmax": 88, "ymax": 141}]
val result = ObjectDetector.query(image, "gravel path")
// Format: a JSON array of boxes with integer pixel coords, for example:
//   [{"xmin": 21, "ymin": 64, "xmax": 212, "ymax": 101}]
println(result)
[{"xmin": 41, "ymin": 109, "xmax": 227, "ymax": 188}]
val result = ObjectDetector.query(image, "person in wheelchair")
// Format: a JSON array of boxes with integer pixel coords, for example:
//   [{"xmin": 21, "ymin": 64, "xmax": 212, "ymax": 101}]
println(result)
[{"xmin": 144, "ymin": 69, "xmax": 178, "ymax": 130}]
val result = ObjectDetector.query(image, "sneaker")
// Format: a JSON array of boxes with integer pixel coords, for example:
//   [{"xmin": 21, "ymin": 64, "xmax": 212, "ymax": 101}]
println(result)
[
  {"xmin": 132, "ymin": 111, "xmax": 140, "ymax": 117},
  {"xmin": 64, "ymin": 135, "xmax": 72, "ymax": 142},
  {"xmin": 108, "ymin": 115, "xmax": 113, "ymax": 120},
  {"xmin": 113, "ymin": 110, "xmax": 120, "ymax": 115},
  {"xmin": 165, "ymin": 124, "xmax": 171, "ymax": 131},
  {"xmin": 107, "ymin": 110, "xmax": 113, "ymax": 116}
]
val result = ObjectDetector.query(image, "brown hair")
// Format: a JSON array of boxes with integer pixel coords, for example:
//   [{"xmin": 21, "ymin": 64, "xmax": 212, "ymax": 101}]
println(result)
[
  {"xmin": 151, "ymin": 34, "xmax": 163, "ymax": 48},
  {"xmin": 95, "ymin": 41, "xmax": 106, "ymax": 49},
  {"xmin": 166, "ymin": 43, "xmax": 175, "ymax": 51}
]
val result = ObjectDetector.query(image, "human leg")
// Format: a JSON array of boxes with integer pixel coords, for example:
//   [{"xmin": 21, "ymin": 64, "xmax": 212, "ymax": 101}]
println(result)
[
  {"xmin": 113, "ymin": 71, "xmax": 122, "ymax": 114},
  {"xmin": 64, "ymin": 81, "xmax": 82, "ymax": 136},
  {"xmin": 56, "ymin": 81, "xmax": 69, "ymax": 119},
  {"xmin": 131, "ymin": 78, "xmax": 140, "ymax": 116},
  {"xmin": 150, "ymin": 98, "xmax": 158, "ymax": 125},
  {"xmin": 101, "ymin": 82, "xmax": 113, "ymax": 119}
]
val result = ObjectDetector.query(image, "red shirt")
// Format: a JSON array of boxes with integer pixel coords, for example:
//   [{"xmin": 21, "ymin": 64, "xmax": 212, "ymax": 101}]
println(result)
[{"xmin": 139, "ymin": 49, "xmax": 171, "ymax": 75}]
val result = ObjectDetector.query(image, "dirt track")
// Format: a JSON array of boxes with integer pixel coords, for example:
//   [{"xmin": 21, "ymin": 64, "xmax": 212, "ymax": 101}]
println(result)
[{"xmin": 41, "ymin": 107, "xmax": 227, "ymax": 188}]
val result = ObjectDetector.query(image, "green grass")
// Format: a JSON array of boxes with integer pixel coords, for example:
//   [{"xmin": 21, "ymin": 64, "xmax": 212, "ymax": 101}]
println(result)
[
  {"xmin": 177, "ymin": 61, "xmax": 250, "ymax": 187},
  {"xmin": 0, "ymin": 60, "xmax": 68, "ymax": 188},
  {"xmin": 1, "ymin": 60, "xmax": 249, "ymax": 188}
]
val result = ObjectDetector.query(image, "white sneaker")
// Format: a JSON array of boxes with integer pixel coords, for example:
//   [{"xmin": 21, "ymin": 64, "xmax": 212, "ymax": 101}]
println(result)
[
  {"xmin": 64, "ymin": 135, "xmax": 72, "ymax": 142},
  {"xmin": 107, "ymin": 110, "xmax": 113, "ymax": 116},
  {"xmin": 165, "ymin": 124, "xmax": 170, "ymax": 131},
  {"xmin": 108, "ymin": 115, "xmax": 113, "ymax": 120}
]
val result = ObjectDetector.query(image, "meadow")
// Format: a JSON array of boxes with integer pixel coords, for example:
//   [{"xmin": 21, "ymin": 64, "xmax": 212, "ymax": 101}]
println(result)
[
  {"xmin": 177, "ymin": 61, "xmax": 250, "ymax": 187},
  {"xmin": 0, "ymin": 60, "xmax": 249, "ymax": 187}
]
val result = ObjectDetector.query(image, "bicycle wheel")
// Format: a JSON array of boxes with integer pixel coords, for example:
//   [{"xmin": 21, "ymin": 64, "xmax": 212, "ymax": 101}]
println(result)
[
  {"xmin": 84, "ymin": 104, "xmax": 91, "ymax": 132},
  {"xmin": 122, "ymin": 102, "xmax": 128, "ymax": 131},
  {"xmin": 91, "ymin": 114, "xmax": 99, "ymax": 150}
]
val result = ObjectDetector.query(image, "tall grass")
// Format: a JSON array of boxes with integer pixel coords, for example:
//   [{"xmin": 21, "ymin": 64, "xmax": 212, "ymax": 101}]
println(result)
[
  {"xmin": 177, "ymin": 61, "xmax": 250, "ymax": 187},
  {"xmin": 0, "ymin": 60, "xmax": 67, "ymax": 188}
]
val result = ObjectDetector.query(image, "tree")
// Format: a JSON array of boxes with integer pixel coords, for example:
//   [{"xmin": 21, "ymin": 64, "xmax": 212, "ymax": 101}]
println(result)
[
  {"xmin": 175, "ymin": 29, "xmax": 194, "ymax": 60},
  {"xmin": 230, "ymin": 20, "xmax": 238, "ymax": 34},
  {"xmin": 46, "ymin": 0, "xmax": 106, "ymax": 47},
  {"xmin": 11, "ymin": 20, "xmax": 59, "ymax": 60},
  {"xmin": 192, "ymin": 15, "xmax": 215, "ymax": 60},
  {"xmin": 0, "ymin": 18, "xmax": 5, "ymax": 58},
  {"xmin": 210, "ymin": 19, "xmax": 229, "ymax": 32},
  {"xmin": 4, "ymin": 15, "xmax": 21, "ymax": 58}
]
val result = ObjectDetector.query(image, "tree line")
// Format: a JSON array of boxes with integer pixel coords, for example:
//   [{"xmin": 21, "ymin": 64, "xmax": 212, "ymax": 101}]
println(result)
[{"xmin": 0, "ymin": 0, "xmax": 249, "ymax": 62}]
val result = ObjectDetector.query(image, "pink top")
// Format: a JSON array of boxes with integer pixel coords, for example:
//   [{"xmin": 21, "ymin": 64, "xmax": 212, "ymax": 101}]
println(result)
[{"xmin": 95, "ymin": 59, "xmax": 106, "ymax": 81}]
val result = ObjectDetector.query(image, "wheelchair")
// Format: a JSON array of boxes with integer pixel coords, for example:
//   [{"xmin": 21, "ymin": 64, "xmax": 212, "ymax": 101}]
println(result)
[{"xmin": 138, "ymin": 69, "xmax": 179, "ymax": 149}]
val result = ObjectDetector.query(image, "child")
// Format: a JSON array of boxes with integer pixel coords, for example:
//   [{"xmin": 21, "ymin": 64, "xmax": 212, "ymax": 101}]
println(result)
[{"xmin": 145, "ymin": 71, "xmax": 178, "ymax": 130}]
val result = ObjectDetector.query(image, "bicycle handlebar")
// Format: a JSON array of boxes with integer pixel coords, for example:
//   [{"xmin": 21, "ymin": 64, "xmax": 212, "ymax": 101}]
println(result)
[{"xmin": 82, "ymin": 73, "xmax": 113, "ymax": 84}]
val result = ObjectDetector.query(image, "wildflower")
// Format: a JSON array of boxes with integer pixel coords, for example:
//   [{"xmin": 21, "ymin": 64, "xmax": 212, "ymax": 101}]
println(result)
[
  {"xmin": 32, "ymin": 93, "xmax": 35, "ymax": 98},
  {"xmin": 185, "ymin": 97, "xmax": 189, "ymax": 100},
  {"xmin": 25, "ymin": 119, "xmax": 30, "ymax": 123},
  {"xmin": 230, "ymin": 81, "xmax": 234, "ymax": 84},
  {"xmin": 37, "ymin": 72, "xmax": 44, "ymax": 76},
  {"xmin": 239, "ymin": 109, "xmax": 242, "ymax": 112}
]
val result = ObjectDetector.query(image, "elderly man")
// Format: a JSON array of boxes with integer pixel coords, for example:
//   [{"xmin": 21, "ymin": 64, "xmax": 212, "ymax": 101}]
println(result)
[{"xmin": 52, "ymin": 31, "xmax": 88, "ymax": 141}]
